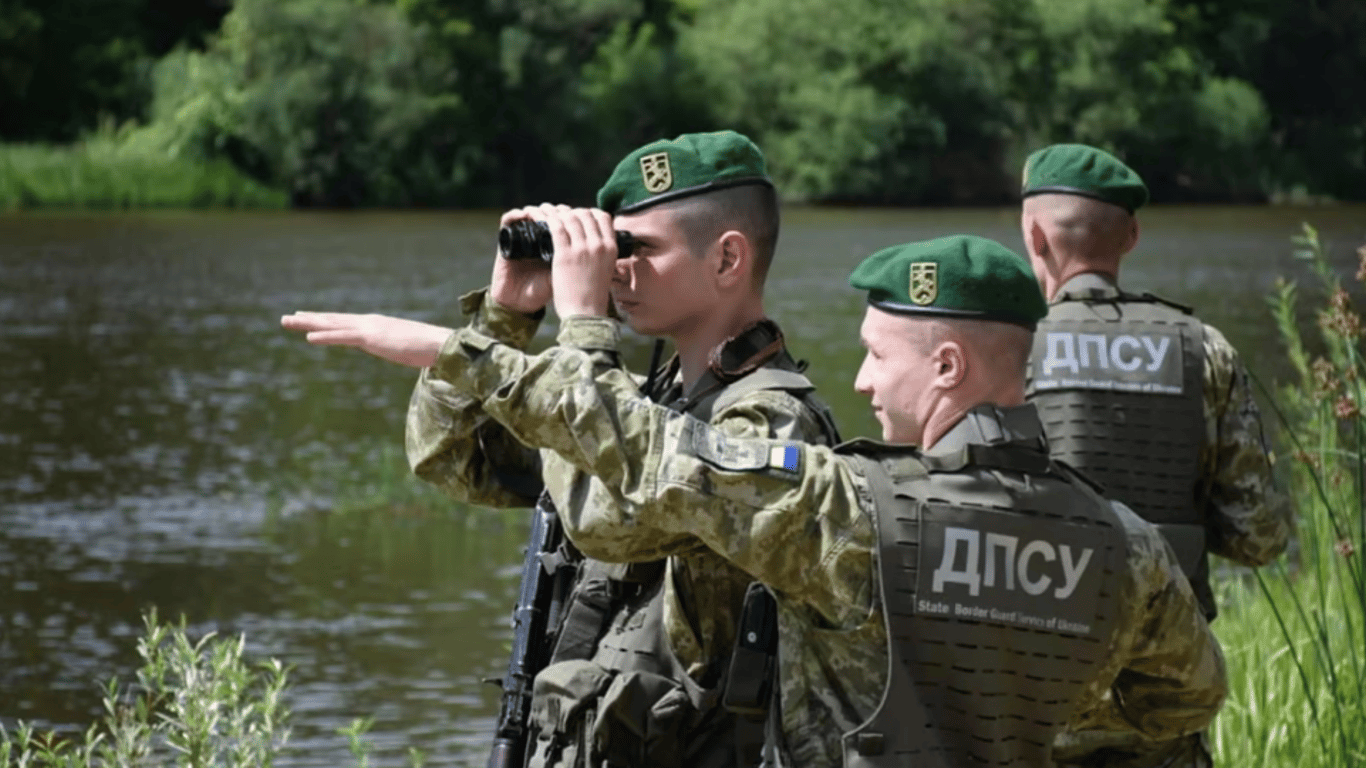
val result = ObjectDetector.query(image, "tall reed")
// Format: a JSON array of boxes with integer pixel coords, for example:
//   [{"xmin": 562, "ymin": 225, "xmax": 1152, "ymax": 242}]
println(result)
[{"xmin": 1210, "ymin": 224, "xmax": 1366, "ymax": 766}]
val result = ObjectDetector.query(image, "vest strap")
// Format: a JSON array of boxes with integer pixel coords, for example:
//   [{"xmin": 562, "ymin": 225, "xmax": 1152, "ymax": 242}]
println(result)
[{"xmin": 840, "ymin": 455, "xmax": 952, "ymax": 768}]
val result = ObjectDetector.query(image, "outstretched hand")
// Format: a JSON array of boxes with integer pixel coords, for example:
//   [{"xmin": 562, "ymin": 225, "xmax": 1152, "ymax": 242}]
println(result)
[{"xmin": 280, "ymin": 312, "xmax": 454, "ymax": 369}]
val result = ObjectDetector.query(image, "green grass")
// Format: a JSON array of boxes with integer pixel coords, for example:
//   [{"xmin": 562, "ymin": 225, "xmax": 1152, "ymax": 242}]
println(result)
[
  {"xmin": 0, "ymin": 142, "xmax": 286, "ymax": 210},
  {"xmin": 1208, "ymin": 224, "xmax": 1366, "ymax": 766}
]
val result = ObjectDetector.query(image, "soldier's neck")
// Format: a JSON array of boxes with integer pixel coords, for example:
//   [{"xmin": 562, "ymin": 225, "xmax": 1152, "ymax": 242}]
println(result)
[
  {"xmin": 675, "ymin": 299, "xmax": 768, "ymax": 390},
  {"xmin": 921, "ymin": 386, "xmax": 1026, "ymax": 450},
  {"xmin": 1047, "ymin": 256, "xmax": 1120, "ymax": 301}
]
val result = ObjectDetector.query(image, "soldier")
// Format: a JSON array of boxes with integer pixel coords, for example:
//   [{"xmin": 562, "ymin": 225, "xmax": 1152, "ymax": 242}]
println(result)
[
  {"xmin": 342, "ymin": 231, "xmax": 1227, "ymax": 766},
  {"xmin": 1019, "ymin": 144, "xmax": 1292, "ymax": 767},
  {"xmin": 284, "ymin": 131, "xmax": 841, "ymax": 768}
]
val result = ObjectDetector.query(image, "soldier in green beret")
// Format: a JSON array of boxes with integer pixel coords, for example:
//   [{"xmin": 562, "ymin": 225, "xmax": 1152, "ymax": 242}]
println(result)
[
  {"xmin": 283, "ymin": 131, "xmax": 841, "ymax": 768},
  {"xmin": 1019, "ymin": 143, "xmax": 1291, "ymax": 768},
  {"xmin": 292, "ymin": 232, "xmax": 1228, "ymax": 766}
]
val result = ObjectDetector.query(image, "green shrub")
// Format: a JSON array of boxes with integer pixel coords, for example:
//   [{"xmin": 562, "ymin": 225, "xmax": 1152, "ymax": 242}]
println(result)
[{"xmin": 0, "ymin": 610, "xmax": 427, "ymax": 768}]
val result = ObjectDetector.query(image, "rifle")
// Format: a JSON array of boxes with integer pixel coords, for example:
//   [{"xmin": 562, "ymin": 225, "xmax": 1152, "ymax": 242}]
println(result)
[
  {"xmin": 486, "ymin": 340, "xmax": 664, "ymax": 768},
  {"xmin": 487, "ymin": 491, "xmax": 576, "ymax": 768}
]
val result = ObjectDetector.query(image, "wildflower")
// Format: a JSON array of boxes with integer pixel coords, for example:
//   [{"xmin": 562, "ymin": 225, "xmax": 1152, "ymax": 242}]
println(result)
[
  {"xmin": 1320, "ymin": 288, "xmax": 1362, "ymax": 341},
  {"xmin": 1336, "ymin": 538, "xmax": 1356, "ymax": 559},
  {"xmin": 1335, "ymin": 395, "xmax": 1361, "ymax": 420},
  {"xmin": 1312, "ymin": 357, "xmax": 1341, "ymax": 397}
]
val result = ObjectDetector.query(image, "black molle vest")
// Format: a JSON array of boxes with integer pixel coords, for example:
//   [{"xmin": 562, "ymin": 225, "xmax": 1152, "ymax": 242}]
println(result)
[
  {"xmin": 839, "ymin": 414, "xmax": 1129, "ymax": 767},
  {"xmin": 1025, "ymin": 289, "xmax": 1213, "ymax": 616}
]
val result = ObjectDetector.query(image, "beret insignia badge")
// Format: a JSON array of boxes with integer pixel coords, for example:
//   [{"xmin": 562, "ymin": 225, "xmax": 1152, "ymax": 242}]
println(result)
[
  {"xmin": 910, "ymin": 262, "xmax": 938, "ymax": 305},
  {"xmin": 639, "ymin": 152, "xmax": 673, "ymax": 194}
]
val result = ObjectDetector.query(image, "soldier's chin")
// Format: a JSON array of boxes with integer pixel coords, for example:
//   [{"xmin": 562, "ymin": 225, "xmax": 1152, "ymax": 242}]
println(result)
[{"xmin": 620, "ymin": 310, "xmax": 657, "ymax": 336}]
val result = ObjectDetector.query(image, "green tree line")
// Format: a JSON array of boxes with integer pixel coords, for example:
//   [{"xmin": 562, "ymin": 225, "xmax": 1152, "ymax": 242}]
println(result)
[{"xmin": 2, "ymin": 0, "xmax": 1363, "ymax": 207}]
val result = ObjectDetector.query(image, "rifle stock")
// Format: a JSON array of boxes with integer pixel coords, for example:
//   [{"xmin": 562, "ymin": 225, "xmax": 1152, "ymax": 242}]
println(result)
[{"xmin": 487, "ymin": 493, "xmax": 573, "ymax": 768}]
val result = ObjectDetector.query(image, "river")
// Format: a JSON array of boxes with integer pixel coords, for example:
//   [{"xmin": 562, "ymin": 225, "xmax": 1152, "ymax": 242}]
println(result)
[{"xmin": 1, "ymin": 205, "xmax": 1364, "ymax": 765}]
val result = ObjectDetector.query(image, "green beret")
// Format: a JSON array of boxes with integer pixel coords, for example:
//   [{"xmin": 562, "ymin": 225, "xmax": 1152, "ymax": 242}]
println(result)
[
  {"xmin": 1021, "ymin": 143, "xmax": 1149, "ymax": 212},
  {"xmin": 848, "ymin": 235, "xmax": 1047, "ymax": 330},
  {"xmin": 596, "ymin": 130, "xmax": 773, "ymax": 215}
]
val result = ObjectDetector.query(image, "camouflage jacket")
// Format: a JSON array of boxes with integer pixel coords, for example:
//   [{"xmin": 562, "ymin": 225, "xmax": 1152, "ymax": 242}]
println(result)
[
  {"xmin": 427, "ymin": 315, "xmax": 1228, "ymax": 767},
  {"xmin": 405, "ymin": 288, "xmax": 836, "ymax": 686}
]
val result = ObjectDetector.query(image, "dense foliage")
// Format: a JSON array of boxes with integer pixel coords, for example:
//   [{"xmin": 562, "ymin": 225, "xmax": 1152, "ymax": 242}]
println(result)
[{"xmin": 1, "ymin": 0, "xmax": 1362, "ymax": 206}]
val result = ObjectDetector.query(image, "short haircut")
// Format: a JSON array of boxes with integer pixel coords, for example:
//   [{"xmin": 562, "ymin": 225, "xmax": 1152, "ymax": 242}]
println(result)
[
  {"xmin": 916, "ymin": 318, "xmax": 1034, "ymax": 379},
  {"xmin": 1023, "ymin": 193, "xmax": 1133, "ymax": 264},
  {"xmin": 659, "ymin": 184, "xmax": 781, "ymax": 285}
]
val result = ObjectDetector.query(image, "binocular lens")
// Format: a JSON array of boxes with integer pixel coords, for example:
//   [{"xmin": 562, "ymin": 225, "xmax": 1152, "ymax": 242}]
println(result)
[{"xmin": 498, "ymin": 221, "xmax": 634, "ymax": 262}]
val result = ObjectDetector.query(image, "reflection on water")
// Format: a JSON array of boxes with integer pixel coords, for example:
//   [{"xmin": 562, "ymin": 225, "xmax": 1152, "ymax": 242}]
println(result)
[{"xmin": 1, "ymin": 206, "xmax": 1364, "ymax": 765}]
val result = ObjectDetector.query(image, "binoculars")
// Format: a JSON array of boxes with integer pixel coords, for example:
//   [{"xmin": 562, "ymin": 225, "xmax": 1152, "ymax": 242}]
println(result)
[{"xmin": 498, "ymin": 221, "xmax": 635, "ymax": 262}]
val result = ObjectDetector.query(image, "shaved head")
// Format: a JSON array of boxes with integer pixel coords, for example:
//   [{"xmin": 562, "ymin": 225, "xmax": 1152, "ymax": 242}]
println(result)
[
  {"xmin": 912, "ymin": 318, "xmax": 1034, "ymax": 383},
  {"xmin": 1021, "ymin": 193, "xmax": 1139, "ymax": 300},
  {"xmin": 1023, "ymin": 193, "xmax": 1134, "ymax": 264}
]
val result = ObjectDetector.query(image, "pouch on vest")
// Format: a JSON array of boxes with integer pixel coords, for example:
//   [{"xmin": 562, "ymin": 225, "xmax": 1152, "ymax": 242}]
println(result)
[
  {"xmin": 592, "ymin": 669, "xmax": 697, "ymax": 768},
  {"xmin": 721, "ymin": 582, "xmax": 778, "ymax": 717},
  {"xmin": 528, "ymin": 660, "xmax": 614, "ymax": 768}
]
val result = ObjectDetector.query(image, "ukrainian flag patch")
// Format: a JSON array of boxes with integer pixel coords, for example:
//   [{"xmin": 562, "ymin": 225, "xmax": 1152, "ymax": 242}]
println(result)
[{"xmin": 768, "ymin": 445, "xmax": 800, "ymax": 473}]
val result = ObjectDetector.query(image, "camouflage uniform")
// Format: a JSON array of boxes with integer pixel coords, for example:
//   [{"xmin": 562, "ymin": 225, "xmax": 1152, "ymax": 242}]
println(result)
[
  {"xmin": 1031, "ymin": 274, "xmax": 1291, "ymax": 768},
  {"xmin": 406, "ymin": 289, "xmax": 837, "ymax": 766},
  {"xmin": 426, "ymin": 315, "xmax": 1228, "ymax": 767}
]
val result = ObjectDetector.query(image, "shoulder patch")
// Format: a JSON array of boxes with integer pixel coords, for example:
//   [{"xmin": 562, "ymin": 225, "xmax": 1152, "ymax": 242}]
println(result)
[{"xmin": 691, "ymin": 424, "xmax": 800, "ymax": 474}]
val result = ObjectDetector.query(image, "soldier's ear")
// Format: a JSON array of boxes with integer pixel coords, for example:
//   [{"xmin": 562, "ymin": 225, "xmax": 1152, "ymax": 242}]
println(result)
[
  {"xmin": 934, "ymin": 342, "xmax": 968, "ymax": 390},
  {"xmin": 1027, "ymin": 220, "xmax": 1049, "ymax": 260},
  {"xmin": 1121, "ymin": 217, "xmax": 1140, "ymax": 256},
  {"xmin": 716, "ymin": 231, "xmax": 749, "ymax": 286}
]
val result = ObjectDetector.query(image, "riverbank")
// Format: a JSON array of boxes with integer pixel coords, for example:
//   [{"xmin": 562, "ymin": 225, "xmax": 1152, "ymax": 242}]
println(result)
[{"xmin": 0, "ymin": 143, "xmax": 286, "ymax": 211}]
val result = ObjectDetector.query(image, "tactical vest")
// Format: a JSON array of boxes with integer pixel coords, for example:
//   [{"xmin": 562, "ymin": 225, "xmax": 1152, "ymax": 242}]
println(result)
[
  {"xmin": 1025, "ymin": 290, "xmax": 1214, "ymax": 617},
  {"xmin": 840, "ymin": 436, "xmax": 1130, "ymax": 767},
  {"xmin": 529, "ymin": 327, "xmax": 839, "ymax": 768}
]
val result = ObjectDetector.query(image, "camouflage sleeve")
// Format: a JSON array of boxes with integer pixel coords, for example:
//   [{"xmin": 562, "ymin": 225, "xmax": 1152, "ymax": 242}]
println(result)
[
  {"xmin": 404, "ymin": 287, "xmax": 547, "ymax": 507},
  {"xmin": 430, "ymin": 318, "xmax": 877, "ymax": 628},
  {"xmin": 1201, "ymin": 325, "xmax": 1292, "ymax": 566},
  {"xmin": 1066, "ymin": 502, "xmax": 1227, "ymax": 740},
  {"xmin": 712, "ymin": 388, "xmax": 834, "ymax": 445}
]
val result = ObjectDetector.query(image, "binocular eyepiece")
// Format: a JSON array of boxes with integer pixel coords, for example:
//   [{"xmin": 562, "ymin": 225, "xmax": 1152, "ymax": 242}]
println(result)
[{"xmin": 498, "ymin": 220, "xmax": 635, "ymax": 262}]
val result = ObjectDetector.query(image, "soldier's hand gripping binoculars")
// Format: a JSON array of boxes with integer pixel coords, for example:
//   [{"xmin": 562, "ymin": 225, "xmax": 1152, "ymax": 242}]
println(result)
[{"xmin": 498, "ymin": 220, "xmax": 636, "ymax": 262}]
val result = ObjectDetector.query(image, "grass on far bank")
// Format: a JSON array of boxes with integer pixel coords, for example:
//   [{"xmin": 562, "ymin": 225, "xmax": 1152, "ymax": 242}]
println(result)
[{"xmin": 0, "ymin": 139, "xmax": 286, "ymax": 211}]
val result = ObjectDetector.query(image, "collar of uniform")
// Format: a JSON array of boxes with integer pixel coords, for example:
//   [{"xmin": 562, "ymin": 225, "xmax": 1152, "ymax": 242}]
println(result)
[
  {"xmin": 671, "ymin": 319, "xmax": 789, "ymax": 409},
  {"xmin": 926, "ymin": 404, "xmax": 1046, "ymax": 456},
  {"xmin": 1053, "ymin": 272, "xmax": 1120, "ymax": 303},
  {"xmin": 707, "ymin": 318, "xmax": 787, "ymax": 380}
]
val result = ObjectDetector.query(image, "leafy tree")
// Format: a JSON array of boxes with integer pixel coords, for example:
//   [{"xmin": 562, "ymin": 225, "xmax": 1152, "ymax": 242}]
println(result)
[
  {"xmin": 1009, "ymin": 0, "xmax": 1270, "ymax": 201},
  {"xmin": 681, "ymin": 0, "xmax": 1016, "ymax": 204},
  {"xmin": 0, "ymin": 0, "xmax": 147, "ymax": 141},
  {"xmin": 1167, "ymin": 0, "xmax": 1366, "ymax": 198},
  {"xmin": 145, "ymin": 0, "xmax": 464, "ymax": 206}
]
